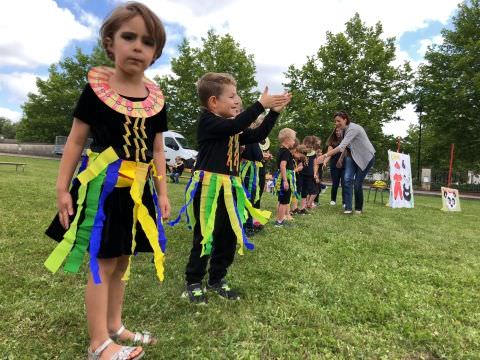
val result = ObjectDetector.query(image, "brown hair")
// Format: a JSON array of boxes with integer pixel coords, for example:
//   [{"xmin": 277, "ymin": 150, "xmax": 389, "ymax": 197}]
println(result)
[
  {"xmin": 334, "ymin": 111, "xmax": 350, "ymax": 124},
  {"xmin": 327, "ymin": 128, "xmax": 343, "ymax": 147},
  {"xmin": 197, "ymin": 72, "xmax": 237, "ymax": 108},
  {"xmin": 100, "ymin": 2, "xmax": 166, "ymax": 64}
]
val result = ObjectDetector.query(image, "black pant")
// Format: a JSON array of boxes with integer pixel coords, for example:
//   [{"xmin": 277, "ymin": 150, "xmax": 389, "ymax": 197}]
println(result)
[
  {"xmin": 254, "ymin": 166, "xmax": 266, "ymax": 209},
  {"xmin": 330, "ymin": 166, "xmax": 345, "ymax": 203},
  {"xmin": 185, "ymin": 188, "xmax": 237, "ymax": 285}
]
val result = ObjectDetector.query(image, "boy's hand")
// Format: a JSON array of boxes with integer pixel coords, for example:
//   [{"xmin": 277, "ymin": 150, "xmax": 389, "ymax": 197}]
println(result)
[
  {"xmin": 259, "ymin": 87, "xmax": 289, "ymax": 109},
  {"xmin": 57, "ymin": 190, "xmax": 73, "ymax": 230},
  {"xmin": 297, "ymin": 163, "xmax": 303, "ymax": 172},
  {"xmin": 272, "ymin": 92, "xmax": 292, "ymax": 112},
  {"xmin": 159, "ymin": 194, "xmax": 170, "ymax": 220},
  {"xmin": 283, "ymin": 180, "xmax": 289, "ymax": 191}
]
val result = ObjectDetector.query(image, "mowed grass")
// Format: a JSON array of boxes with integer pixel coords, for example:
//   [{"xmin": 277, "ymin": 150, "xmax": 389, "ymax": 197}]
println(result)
[{"xmin": 0, "ymin": 154, "xmax": 479, "ymax": 359}]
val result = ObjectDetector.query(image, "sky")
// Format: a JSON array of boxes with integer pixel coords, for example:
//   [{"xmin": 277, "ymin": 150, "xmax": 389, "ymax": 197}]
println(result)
[{"xmin": 0, "ymin": 0, "xmax": 462, "ymax": 137}]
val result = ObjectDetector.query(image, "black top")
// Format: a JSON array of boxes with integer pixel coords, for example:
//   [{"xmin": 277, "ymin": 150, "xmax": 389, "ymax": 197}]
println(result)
[
  {"xmin": 300, "ymin": 154, "xmax": 316, "ymax": 177},
  {"xmin": 277, "ymin": 147, "xmax": 294, "ymax": 170},
  {"xmin": 329, "ymin": 144, "xmax": 343, "ymax": 168},
  {"xmin": 74, "ymin": 84, "xmax": 168, "ymax": 161},
  {"xmin": 195, "ymin": 101, "xmax": 279, "ymax": 176},
  {"xmin": 241, "ymin": 143, "xmax": 263, "ymax": 162}
]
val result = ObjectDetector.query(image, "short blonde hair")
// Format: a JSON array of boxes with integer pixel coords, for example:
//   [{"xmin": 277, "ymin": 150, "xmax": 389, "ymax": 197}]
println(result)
[
  {"xmin": 278, "ymin": 128, "xmax": 296, "ymax": 143},
  {"xmin": 100, "ymin": 2, "xmax": 166, "ymax": 64},
  {"xmin": 197, "ymin": 72, "xmax": 237, "ymax": 108}
]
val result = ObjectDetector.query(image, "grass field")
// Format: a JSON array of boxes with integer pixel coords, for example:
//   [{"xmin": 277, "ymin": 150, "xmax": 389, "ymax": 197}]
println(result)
[{"xmin": 0, "ymin": 154, "xmax": 479, "ymax": 359}]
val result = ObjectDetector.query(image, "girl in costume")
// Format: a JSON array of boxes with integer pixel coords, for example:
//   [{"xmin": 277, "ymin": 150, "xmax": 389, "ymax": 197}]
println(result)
[
  {"xmin": 169, "ymin": 72, "xmax": 290, "ymax": 304},
  {"xmin": 44, "ymin": 3, "xmax": 169, "ymax": 359},
  {"xmin": 274, "ymin": 128, "xmax": 298, "ymax": 226}
]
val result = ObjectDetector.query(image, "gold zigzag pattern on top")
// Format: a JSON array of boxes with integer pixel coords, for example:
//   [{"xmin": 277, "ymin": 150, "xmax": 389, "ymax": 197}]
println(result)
[
  {"xmin": 123, "ymin": 114, "xmax": 132, "ymax": 159},
  {"xmin": 226, "ymin": 136, "xmax": 233, "ymax": 171}
]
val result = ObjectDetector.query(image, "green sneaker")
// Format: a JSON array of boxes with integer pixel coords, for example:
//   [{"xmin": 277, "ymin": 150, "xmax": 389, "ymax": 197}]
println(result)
[
  {"xmin": 206, "ymin": 279, "xmax": 240, "ymax": 300},
  {"xmin": 181, "ymin": 283, "xmax": 207, "ymax": 305}
]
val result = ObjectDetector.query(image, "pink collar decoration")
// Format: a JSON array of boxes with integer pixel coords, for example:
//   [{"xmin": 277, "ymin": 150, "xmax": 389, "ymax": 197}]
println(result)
[{"xmin": 88, "ymin": 66, "xmax": 164, "ymax": 118}]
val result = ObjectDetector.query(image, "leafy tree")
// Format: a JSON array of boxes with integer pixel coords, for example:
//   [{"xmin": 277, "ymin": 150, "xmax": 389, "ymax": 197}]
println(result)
[
  {"xmin": 16, "ymin": 43, "xmax": 112, "ymax": 142},
  {"xmin": 0, "ymin": 117, "xmax": 18, "ymax": 139},
  {"xmin": 283, "ymin": 13, "xmax": 413, "ymax": 169},
  {"xmin": 156, "ymin": 30, "xmax": 259, "ymax": 145},
  {"xmin": 415, "ymin": 0, "xmax": 480, "ymax": 171}
]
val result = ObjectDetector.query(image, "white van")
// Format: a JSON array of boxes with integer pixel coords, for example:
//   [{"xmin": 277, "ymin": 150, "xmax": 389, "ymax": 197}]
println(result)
[{"xmin": 163, "ymin": 131, "xmax": 197, "ymax": 167}]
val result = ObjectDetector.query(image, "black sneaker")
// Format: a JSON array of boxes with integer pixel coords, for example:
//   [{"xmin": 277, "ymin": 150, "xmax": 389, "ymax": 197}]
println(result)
[
  {"xmin": 274, "ymin": 220, "xmax": 284, "ymax": 227},
  {"xmin": 298, "ymin": 208, "xmax": 308, "ymax": 215},
  {"xmin": 245, "ymin": 227, "xmax": 255, "ymax": 237},
  {"xmin": 181, "ymin": 283, "xmax": 207, "ymax": 305},
  {"xmin": 206, "ymin": 279, "xmax": 240, "ymax": 300}
]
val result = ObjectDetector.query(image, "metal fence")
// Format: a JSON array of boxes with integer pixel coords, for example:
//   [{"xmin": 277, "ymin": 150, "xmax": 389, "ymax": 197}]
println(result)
[{"xmin": 430, "ymin": 170, "xmax": 480, "ymax": 193}]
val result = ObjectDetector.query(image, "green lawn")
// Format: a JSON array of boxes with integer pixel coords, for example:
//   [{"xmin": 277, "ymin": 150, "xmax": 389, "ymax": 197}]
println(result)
[{"xmin": 1, "ymin": 155, "xmax": 479, "ymax": 359}]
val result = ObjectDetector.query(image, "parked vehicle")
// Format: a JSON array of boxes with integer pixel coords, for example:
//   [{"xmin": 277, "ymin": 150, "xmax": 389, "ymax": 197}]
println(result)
[{"xmin": 163, "ymin": 131, "xmax": 197, "ymax": 167}]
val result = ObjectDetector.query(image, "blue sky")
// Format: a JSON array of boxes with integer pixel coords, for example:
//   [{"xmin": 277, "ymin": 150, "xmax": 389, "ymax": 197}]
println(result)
[{"xmin": 0, "ymin": 0, "xmax": 461, "ymax": 136}]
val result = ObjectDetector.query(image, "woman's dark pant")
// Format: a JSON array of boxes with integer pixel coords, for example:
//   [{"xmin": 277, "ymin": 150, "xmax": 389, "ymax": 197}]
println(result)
[
  {"xmin": 343, "ymin": 156, "xmax": 375, "ymax": 211},
  {"xmin": 330, "ymin": 166, "xmax": 345, "ymax": 204}
]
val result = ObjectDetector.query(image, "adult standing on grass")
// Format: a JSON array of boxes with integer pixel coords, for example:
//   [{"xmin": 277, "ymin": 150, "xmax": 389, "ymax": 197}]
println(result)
[
  {"xmin": 324, "ymin": 127, "xmax": 346, "ymax": 207},
  {"xmin": 319, "ymin": 111, "xmax": 375, "ymax": 214},
  {"xmin": 44, "ymin": 3, "xmax": 170, "ymax": 359}
]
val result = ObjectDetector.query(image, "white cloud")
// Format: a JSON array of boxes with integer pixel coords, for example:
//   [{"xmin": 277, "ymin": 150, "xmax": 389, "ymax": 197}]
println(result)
[
  {"xmin": 0, "ymin": 72, "xmax": 44, "ymax": 103},
  {"xmin": 383, "ymin": 103, "xmax": 419, "ymax": 137},
  {"xmin": 0, "ymin": 0, "xmax": 96, "ymax": 68},
  {"xmin": 0, "ymin": 107, "xmax": 22, "ymax": 122},
  {"xmin": 145, "ymin": 64, "xmax": 175, "ymax": 80},
  {"xmin": 417, "ymin": 35, "xmax": 444, "ymax": 57}
]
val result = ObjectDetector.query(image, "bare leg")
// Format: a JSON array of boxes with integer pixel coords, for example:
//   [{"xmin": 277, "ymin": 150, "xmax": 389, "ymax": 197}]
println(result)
[
  {"xmin": 86, "ymin": 257, "xmax": 143, "ymax": 358},
  {"xmin": 107, "ymin": 255, "xmax": 129, "ymax": 335}
]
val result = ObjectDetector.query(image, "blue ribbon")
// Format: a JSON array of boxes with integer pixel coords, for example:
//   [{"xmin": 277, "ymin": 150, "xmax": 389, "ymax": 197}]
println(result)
[
  {"xmin": 88, "ymin": 159, "xmax": 121, "ymax": 284},
  {"xmin": 150, "ymin": 174, "xmax": 168, "ymax": 253}
]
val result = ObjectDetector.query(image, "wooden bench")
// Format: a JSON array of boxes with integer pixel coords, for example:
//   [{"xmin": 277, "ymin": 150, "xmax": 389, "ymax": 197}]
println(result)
[{"xmin": 0, "ymin": 162, "xmax": 27, "ymax": 172}]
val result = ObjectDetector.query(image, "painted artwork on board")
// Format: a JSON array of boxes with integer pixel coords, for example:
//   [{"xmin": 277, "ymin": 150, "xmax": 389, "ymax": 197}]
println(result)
[
  {"xmin": 388, "ymin": 151, "xmax": 414, "ymax": 208},
  {"xmin": 441, "ymin": 187, "xmax": 461, "ymax": 212}
]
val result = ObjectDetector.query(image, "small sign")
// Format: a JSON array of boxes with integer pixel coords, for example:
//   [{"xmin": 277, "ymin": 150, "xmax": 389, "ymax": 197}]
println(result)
[{"xmin": 441, "ymin": 187, "xmax": 461, "ymax": 212}]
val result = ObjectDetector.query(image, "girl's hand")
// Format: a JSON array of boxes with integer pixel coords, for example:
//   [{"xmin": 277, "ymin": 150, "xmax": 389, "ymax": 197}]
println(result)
[
  {"xmin": 57, "ymin": 190, "xmax": 74, "ymax": 230},
  {"xmin": 159, "ymin": 194, "xmax": 170, "ymax": 220},
  {"xmin": 283, "ymin": 180, "xmax": 289, "ymax": 191}
]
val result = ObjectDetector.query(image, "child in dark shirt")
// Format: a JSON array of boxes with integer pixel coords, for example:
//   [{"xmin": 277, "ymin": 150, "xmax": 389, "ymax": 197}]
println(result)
[
  {"xmin": 170, "ymin": 72, "xmax": 291, "ymax": 304},
  {"xmin": 274, "ymin": 128, "xmax": 297, "ymax": 226}
]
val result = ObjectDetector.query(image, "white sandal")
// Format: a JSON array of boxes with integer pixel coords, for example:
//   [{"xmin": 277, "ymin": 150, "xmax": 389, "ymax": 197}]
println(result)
[
  {"xmin": 88, "ymin": 338, "xmax": 144, "ymax": 360},
  {"xmin": 110, "ymin": 325, "xmax": 157, "ymax": 345}
]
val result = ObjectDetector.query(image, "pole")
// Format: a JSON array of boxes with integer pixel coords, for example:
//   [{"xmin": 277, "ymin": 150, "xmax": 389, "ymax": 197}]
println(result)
[
  {"xmin": 447, "ymin": 143, "xmax": 455, "ymax": 187},
  {"xmin": 396, "ymin": 136, "xmax": 401, "ymax": 153},
  {"xmin": 417, "ymin": 113, "xmax": 422, "ymax": 184}
]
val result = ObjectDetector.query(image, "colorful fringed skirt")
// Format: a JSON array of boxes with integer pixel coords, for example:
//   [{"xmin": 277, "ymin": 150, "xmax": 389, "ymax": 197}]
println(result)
[
  {"xmin": 240, "ymin": 159, "xmax": 262, "ymax": 203},
  {"xmin": 169, "ymin": 170, "xmax": 271, "ymax": 257},
  {"xmin": 273, "ymin": 169, "xmax": 301, "ymax": 200},
  {"xmin": 45, "ymin": 147, "xmax": 167, "ymax": 283}
]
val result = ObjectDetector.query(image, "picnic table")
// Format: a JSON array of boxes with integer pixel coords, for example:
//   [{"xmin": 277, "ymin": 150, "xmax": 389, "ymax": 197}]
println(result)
[{"xmin": 0, "ymin": 161, "xmax": 27, "ymax": 172}]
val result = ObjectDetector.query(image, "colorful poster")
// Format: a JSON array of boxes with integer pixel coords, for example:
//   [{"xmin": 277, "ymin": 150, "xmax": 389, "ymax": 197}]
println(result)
[
  {"xmin": 388, "ymin": 151, "xmax": 414, "ymax": 208},
  {"xmin": 441, "ymin": 187, "xmax": 461, "ymax": 212}
]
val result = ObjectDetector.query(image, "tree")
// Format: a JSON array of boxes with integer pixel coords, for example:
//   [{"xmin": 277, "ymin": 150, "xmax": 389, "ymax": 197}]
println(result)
[
  {"xmin": 415, "ymin": 0, "xmax": 480, "ymax": 171},
  {"xmin": 16, "ymin": 43, "xmax": 112, "ymax": 142},
  {"xmin": 0, "ymin": 117, "xmax": 18, "ymax": 139},
  {"xmin": 283, "ymin": 14, "xmax": 413, "ymax": 169},
  {"xmin": 156, "ymin": 30, "xmax": 259, "ymax": 145}
]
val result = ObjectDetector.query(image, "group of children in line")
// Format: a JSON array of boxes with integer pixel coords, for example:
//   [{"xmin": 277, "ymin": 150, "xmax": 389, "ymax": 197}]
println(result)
[{"xmin": 42, "ymin": 2, "xmax": 346, "ymax": 359}]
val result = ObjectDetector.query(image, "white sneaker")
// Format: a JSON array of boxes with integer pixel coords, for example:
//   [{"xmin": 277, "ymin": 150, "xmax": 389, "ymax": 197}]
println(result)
[
  {"xmin": 321, "ymin": 186, "xmax": 327, "ymax": 194},
  {"xmin": 330, "ymin": 201, "xmax": 336, "ymax": 205},
  {"xmin": 344, "ymin": 210, "xmax": 352, "ymax": 214},
  {"xmin": 355, "ymin": 210, "xmax": 363, "ymax": 215},
  {"xmin": 342, "ymin": 204, "xmax": 346, "ymax": 209}
]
